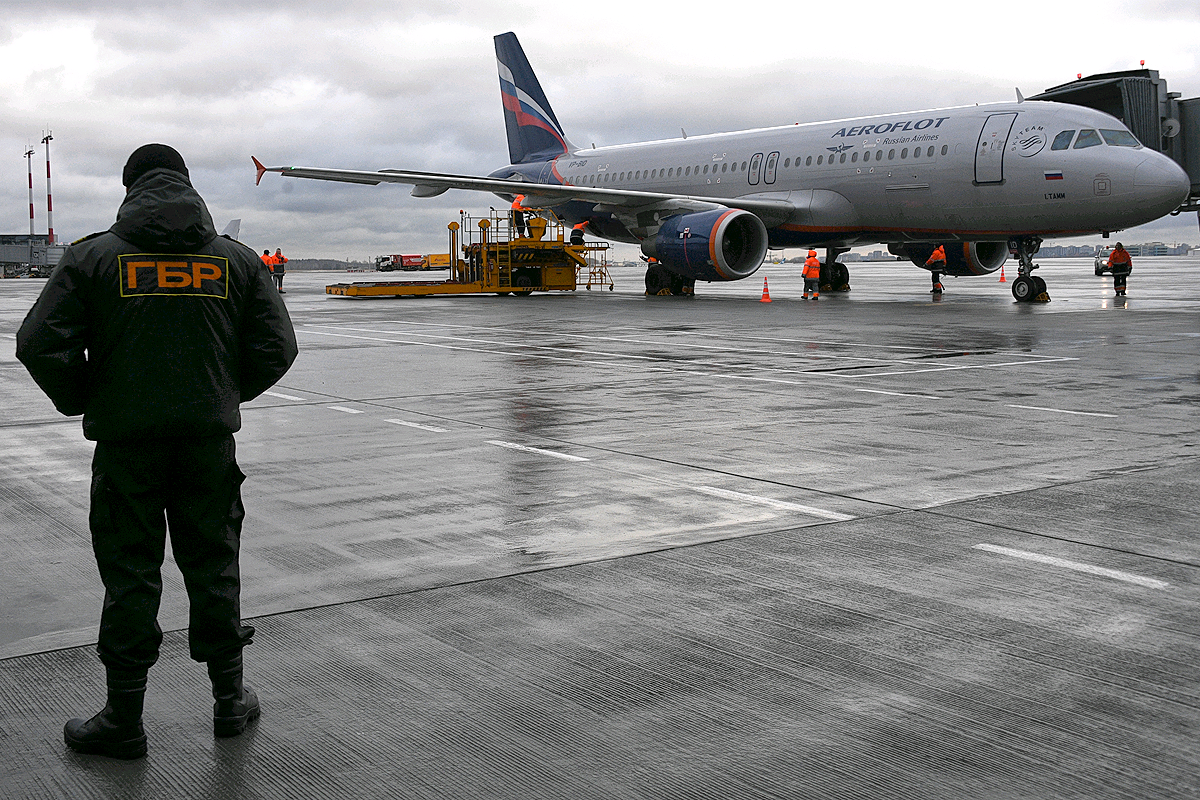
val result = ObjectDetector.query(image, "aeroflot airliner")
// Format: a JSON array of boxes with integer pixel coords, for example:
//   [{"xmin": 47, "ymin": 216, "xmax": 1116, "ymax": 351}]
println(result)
[{"xmin": 254, "ymin": 32, "xmax": 1191, "ymax": 301}]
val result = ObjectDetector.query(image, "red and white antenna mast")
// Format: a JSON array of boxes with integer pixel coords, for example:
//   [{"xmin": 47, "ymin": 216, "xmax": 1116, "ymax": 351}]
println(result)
[
  {"xmin": 42, "ymin": 130, "xmax": 54, "ymax": 245},
  {"xmin": 25, "ymin": 145, "xmax": 36, "ymax": 238}
]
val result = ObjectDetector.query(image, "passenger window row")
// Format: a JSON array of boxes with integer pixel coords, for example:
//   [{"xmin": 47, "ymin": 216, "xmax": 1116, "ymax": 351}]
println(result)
[{"xmin": 564, "ymin": 143, "xmax": 952, "ymax": 187}]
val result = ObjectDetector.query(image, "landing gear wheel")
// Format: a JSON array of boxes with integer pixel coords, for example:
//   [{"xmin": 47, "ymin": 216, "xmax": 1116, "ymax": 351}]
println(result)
[
  {"xmin": 829, "ymin": 262, "xmax": 850, "ymax": 291},
  {"xmin": 1011, "ymin": 275, "xmax": 1036, "ymax": 302},
  {"xmin": 1033, "ymin": 276, "xmax": 1047, "ymax": 295},
  {"xmin": 645, "ymin": 263, "xmax": 675, "ymax": 296}
]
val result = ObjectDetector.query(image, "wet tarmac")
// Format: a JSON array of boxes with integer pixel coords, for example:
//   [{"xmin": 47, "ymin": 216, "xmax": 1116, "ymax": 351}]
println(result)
[{"xmin": 1, "ymin": 256, "xmax": 1198, "ymax": 798}]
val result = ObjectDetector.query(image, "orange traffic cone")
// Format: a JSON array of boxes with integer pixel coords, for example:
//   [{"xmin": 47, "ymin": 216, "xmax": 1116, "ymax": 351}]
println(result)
[
  {"xmin": 998, "ymin": 264, "xmax": 1006, "ymax": 283},
  {"xmin": 760, "ymin": 277, "xmax": 772, "ymax": 303}
]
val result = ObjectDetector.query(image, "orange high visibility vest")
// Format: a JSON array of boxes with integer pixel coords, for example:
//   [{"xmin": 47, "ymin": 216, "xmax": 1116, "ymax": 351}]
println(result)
[{"xmin": 802, "ymin": 257, "xmax": 821, "ymax": 279}]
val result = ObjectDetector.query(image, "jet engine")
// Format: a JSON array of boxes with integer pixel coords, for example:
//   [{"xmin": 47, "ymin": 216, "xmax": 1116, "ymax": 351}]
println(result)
[
  {"xmin": 642, "ymin": 209, "xmax": 769, "ymax": 282},
  {"xmin": 889, "ymin": 242, "xmax": 1008, "ymax": 276}
]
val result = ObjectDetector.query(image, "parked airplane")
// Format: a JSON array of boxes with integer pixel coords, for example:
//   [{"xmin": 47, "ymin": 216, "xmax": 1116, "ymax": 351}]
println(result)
[{"xmin": 253, "ymin": 32, "xmax": 1191, "ymax": 302}]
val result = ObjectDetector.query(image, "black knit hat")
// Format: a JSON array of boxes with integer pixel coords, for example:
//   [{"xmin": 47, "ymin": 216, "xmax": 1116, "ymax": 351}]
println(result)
[{"xmin": 122, "ymin": 144, "xmax": 189, "ymax": 188}]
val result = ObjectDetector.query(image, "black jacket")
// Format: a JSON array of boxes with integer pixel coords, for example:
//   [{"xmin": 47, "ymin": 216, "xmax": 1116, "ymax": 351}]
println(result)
[{"xmin": 16, "ymin": 169, "xmax": 298, "ymax": 441}]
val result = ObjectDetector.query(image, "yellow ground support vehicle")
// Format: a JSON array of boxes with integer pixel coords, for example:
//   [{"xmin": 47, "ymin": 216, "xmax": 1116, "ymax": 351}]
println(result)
[{"xmin": 326, "ymin": 210, "xmax": 611, "ymax": 298}]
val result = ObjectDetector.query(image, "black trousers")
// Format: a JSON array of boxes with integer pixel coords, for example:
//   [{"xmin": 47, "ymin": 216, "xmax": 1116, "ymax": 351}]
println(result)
[
  {"xmin": 1114, "ymin": 273, "xmax": 1128, "ymax": 291},
  {"xmin": 89, "ymin": 435, "xmax": 253, "ymax": 671}
]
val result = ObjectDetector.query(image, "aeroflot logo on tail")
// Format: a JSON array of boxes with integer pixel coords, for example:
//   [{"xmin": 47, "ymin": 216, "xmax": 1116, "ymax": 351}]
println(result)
[
  {"xmin": 832, "ymin": 117, "xmax": 950, "ymax": 137},
  {"xmin": 119, "ymin": 254, "xmax": 229, "ymax": 298}
]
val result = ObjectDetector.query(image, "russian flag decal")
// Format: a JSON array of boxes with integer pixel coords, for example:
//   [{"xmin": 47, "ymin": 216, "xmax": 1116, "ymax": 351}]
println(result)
[{"xmin": 1044, "ymin": 170, "xmax": 1064, "ymax": 181}]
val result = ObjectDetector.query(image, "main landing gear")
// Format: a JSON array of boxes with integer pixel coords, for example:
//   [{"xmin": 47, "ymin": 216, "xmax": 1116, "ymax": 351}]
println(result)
[
  {"xmin": 1009, "ymin": 236, "xmax": 1049, "ymax": 303},
  {"xmin": 819, "ymin": 246, "xmax": 851, "ymax": 293},
  {"xmin": 644, "ymin": 260, "xmax": 695, "ymax": 296}
]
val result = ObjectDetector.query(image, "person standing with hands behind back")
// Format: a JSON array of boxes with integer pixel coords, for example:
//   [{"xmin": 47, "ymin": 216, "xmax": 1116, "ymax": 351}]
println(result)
[
  {"xmin": 272, "ymin": 247, "xmax": 287, "ymax": 293},
  {"xmin": 16, "ymin": 144, "xmax": 298, "ymax": 759},
  {"xmin": 1107, "ymin": 242, "xmax": 1132, "ymax": 297}
]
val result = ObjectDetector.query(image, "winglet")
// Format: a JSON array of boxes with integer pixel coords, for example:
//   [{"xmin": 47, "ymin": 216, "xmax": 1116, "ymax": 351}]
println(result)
[
  {"xmin": 1015, "ymin": 87, "xmax": 1025, "ymax": 103},
  {"xmin": 252, "ymin": 156, "xmax": 268, "ymax": 186}
]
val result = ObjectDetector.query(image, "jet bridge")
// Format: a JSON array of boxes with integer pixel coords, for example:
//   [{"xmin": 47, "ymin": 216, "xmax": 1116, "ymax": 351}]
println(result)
[{"xmin": 1031, "ymin": 69, "xmax": 1200, "ymax": 221}]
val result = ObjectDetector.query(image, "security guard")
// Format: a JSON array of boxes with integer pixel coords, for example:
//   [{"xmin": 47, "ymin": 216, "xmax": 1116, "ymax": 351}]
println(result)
[
  {"xmin": 16, "ymin": 144, "xmax": 298, "ymax": 759},
  {"xmin": 925, "ymin": 245, "xmax": 946, "ymax": 294},
  {"xmin": 802, "ymin": 250, "xmax": 821, "ymax": 299}
]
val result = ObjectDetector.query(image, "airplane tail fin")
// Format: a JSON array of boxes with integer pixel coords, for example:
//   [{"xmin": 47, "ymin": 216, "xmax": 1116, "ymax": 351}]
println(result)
[{"xmin": 495, "ymin": 32, "xmax": 573, "ymax": 164}]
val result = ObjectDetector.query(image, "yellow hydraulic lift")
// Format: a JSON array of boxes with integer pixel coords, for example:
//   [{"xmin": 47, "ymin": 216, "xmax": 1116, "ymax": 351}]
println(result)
[{"xmin": 326, "ymin": 209, "xmax": 611, "ymax": 297}]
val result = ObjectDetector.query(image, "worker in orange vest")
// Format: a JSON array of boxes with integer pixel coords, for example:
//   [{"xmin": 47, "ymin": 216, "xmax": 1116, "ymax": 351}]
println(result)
[
  {"xmin": 272, "ymin": 248, "xmax": 287, "ymax": 293},
  {"xmin": 570, "ymin": 222, "xmax": 586, "ymax": 246},
  {"xmin": 511, "ymin": 195, "xmax": 527, "ymax": 238},
  {"xmin": 260, "ymin": 249, "xmax": 274, "ymax": 272},
  {"xmin": 802, "ymin": 250, "xmax": 821, "ymax": 299},
  {"xmin": 925, "ymin": 245, "xmax": 946, "ymax": 294},
  {"xmin": 1106, "ymin": 242, "xmax": 1132, "ymax": 296}
]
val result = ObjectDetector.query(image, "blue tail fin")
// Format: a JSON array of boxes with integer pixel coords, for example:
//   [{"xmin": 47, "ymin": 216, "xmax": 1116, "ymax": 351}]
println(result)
[{"xmin": 495, "ymin": 32, "xmax": 573, "ymax": 164}]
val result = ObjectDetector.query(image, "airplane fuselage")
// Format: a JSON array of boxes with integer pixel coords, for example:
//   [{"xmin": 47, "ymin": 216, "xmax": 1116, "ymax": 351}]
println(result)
[{"xmin": 490, "ymin": 100, "xmax": 1188, "ymax": 250}]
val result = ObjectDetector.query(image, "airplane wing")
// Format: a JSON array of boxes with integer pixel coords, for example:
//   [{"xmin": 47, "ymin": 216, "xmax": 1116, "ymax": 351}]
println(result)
[{"xmin": 251, "ymin": 157, "xmax": 796, "ymax": 228}]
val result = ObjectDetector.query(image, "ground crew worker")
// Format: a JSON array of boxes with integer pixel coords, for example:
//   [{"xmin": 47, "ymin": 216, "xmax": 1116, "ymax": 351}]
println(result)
[
  {"xmin": 925, "ymin": 245, "xmax": 946, "ymax": 294},
  {"xmin": 1107, "ymin": 242, "xmax": 1132, "ymax": 296},
  {"xmin": 802, "ymin": 250, "xmax": 821, "ymax": 299},
  {"xmin": 570, "ymin": 222, "xmax": 586, "ymax": 246},
  {"xmin": 273, "ymin": 247, "xmax": 288, "ymax": 293},
  {"xmin": 15, "ymin": 144, "xmax": 298, "ymax": 760},
  {"xmin": 260, "ymin": 249, "xmax": 273, "ymax": 270},
  {"xmin": 511, "ymin": 195, "xmax": 527, "ymax": 238}
]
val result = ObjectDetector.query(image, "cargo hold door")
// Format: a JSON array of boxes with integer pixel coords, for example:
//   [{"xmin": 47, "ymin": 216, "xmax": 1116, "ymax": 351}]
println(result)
[{"xmin": 975, "ymin": 112, "xmax": 1017, "ymax": 184}]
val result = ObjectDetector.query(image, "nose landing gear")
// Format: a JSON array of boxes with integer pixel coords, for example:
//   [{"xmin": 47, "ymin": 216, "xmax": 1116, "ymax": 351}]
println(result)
[{"xmin": 1009, "ymin": 237, "xmax": 1049, "ymax": 303}]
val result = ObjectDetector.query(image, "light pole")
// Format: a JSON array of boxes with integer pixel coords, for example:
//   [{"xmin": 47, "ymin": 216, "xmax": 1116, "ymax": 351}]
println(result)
[{"xmin": 42, "ymin": 130, "xmax": 54, "ymax": 245}]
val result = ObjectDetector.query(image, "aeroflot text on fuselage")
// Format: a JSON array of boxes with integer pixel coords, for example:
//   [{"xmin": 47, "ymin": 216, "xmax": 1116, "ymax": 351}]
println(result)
[{"xmin": 831, "ymin": 117, "xmax": 951, "ymax": 138}]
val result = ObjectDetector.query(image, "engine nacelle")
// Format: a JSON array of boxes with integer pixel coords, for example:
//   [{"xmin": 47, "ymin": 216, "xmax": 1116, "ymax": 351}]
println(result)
[
  {"xmin": 889, "ymin": 242, "xmax": 1008, "ymax": 276},
  {"xmin": 642, "ymin": 209, "xmax": 769, "ymax": 282}
]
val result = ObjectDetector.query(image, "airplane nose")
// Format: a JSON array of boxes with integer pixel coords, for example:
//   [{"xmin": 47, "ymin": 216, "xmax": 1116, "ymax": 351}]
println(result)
[{"xmin": 1133, "ymin": 154, "xmax": 1191, "ymax": 214}]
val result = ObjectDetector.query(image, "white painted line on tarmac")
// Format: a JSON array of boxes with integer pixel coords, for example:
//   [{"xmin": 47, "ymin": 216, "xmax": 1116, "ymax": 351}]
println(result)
[
  {"xmin": 973, "ymin": 543, "xmax": 1168, "ymax": 589},
  {"xmin": 1006, "ymin": 404, "xmax": 1117, "ymax": 418},
  {"xmin": 263, "ymin": 390, "xmax": 305, "ymax": 401},
  {"xmin": 326, "ymin": 405, "xmax": 364, "ymax": 414},
  {"xmin": 384, "ymin": 418, "xmax": 448, "ymax": 433},
  {"xmin": 487, "ymin": 440, "xmax": 589, "ymax": 462},
  {"xmin": 694, "ymin": 486, "xmax": 855, "ymax": 521},
  {"xmin": 854, "ymin": 388, "xmax": 941, "ymax": 399}
]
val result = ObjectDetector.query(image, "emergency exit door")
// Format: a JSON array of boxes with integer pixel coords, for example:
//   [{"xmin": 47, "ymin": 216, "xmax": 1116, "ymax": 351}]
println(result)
[{"xmin": 975, "ymin": 113, "xmax": 1017, "ymax": 184}]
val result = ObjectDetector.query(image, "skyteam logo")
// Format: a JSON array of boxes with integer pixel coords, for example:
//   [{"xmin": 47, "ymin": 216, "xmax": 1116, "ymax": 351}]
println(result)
[{"xmin": 1010, "ymin": 124, "xmax": 1048, "ymax": 158}]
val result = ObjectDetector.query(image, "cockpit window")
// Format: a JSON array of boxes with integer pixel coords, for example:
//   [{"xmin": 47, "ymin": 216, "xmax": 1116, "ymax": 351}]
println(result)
[
  {"xmin": 1073, "ymin": 129, "xmax": 1103, "ymax": 149},
  {"xmin": 1051, "ymin": 130, "xmax": 1075, "ymax": 151},
  {"xmin": 1100, "ymin": 129, "xmax": 1142, "ymax": 148}
]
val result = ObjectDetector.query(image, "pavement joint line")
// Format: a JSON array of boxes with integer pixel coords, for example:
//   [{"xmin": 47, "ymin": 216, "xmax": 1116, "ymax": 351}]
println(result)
[
  {"xmin": 487, "ymin": 440, "xmax": 589, "ymax": 461},
  {"xmin": 693, "ymin": 486, "xmax": 855, "ymax": 521},
  {"xmin": 1006, "ymin": 404, "xmax": 1118, "ymax": 418},
  {"xmin": 973, "ymin": 543, "xmax": 1170, "ymax": 589}
]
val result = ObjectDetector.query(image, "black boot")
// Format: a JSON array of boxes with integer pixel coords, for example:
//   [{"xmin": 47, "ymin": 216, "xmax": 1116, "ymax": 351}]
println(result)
[
  {"xmin": 64, "ymin": 669, "xmax": 148, "ymax": 759},
  {"xmin": 208, "ymin": 654, "xmax": 260, "ymax": 737}
]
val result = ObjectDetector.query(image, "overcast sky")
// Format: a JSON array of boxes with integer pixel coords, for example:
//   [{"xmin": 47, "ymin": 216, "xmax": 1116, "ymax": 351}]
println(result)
[{"xmin": 2, "ymin": 0, "xmax": 1198, "ymax": 261}]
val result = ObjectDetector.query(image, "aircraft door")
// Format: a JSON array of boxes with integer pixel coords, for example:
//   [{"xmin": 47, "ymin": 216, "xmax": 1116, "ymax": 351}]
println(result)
[
  {"xmin": 748, "ymin": 153, "xmax": 763, "ymax": 185},
  {"xmin": 764, "ymin": 152, "xmax": 779, "ymax": 184},
  {"xmin": 975, "ymin": 113, "xmax": 1017, "ymax": 184}
]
